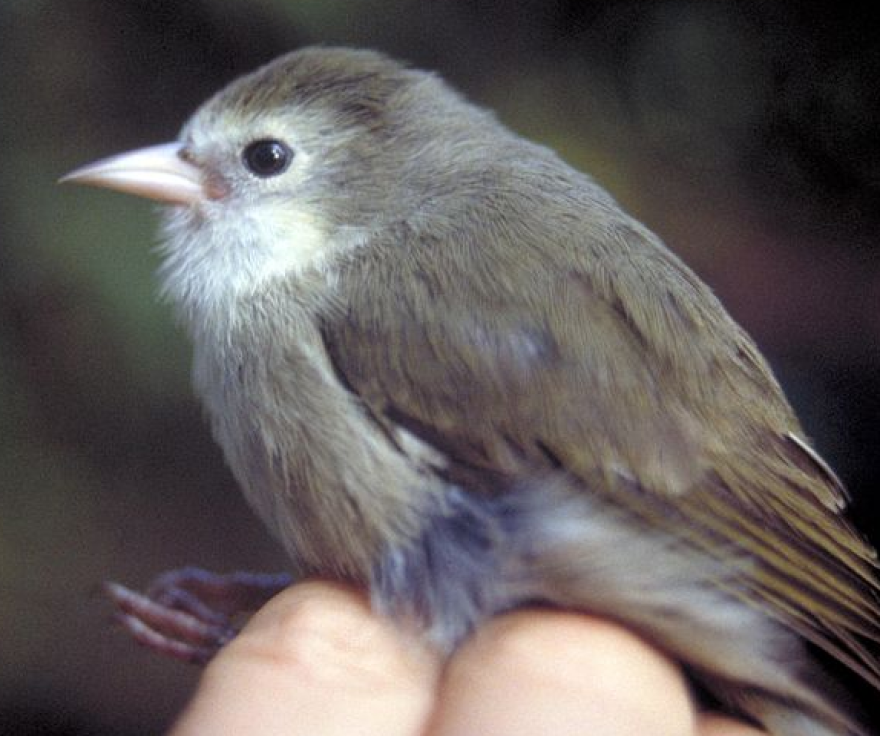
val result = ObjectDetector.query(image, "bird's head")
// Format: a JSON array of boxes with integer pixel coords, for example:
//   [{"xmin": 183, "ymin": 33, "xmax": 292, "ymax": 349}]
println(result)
[{"xmin": 61, "ymin": 47, "xmax": 497, "ymax": 319}]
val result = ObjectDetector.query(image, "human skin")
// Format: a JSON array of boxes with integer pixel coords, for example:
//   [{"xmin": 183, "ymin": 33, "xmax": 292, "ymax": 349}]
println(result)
[{"xmin": 169, "ymin": 582, "xmax": 766, "ymax": 736}]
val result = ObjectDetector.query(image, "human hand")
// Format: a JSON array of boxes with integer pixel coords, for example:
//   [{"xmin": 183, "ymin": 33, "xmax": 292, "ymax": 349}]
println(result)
[{"xmin": 169, "ymin": 582, "xmax": 766, "ymax": 736}]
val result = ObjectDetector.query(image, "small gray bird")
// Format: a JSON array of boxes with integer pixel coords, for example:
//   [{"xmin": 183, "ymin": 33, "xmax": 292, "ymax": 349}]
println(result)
[{"xmin": 63, "ymin": 47, "xmax": 880, "ymax": 734}]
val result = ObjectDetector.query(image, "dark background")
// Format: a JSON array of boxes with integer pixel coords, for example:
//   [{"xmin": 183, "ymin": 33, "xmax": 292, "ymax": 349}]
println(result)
[{"xmin": 1, "ymin": 0, "xmax": 878, "ymax": 733}]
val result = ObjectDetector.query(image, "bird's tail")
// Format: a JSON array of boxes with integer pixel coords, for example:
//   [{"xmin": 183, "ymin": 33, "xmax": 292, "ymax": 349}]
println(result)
[{"xmin": 495, "ymin": 476, "xmax": 868, "ymax": 736}]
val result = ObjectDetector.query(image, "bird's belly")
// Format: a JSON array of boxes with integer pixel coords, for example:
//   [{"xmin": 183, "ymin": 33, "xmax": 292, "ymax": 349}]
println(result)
[{"xmin": 192, "ymin": 333, "xmax": 443, "ymax": 581}]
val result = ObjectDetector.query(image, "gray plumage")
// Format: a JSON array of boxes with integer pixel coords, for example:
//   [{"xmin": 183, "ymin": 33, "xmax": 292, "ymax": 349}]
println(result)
[{"xmin": 93, "ymin": 48, "xmax": 880, "ymax": 734}]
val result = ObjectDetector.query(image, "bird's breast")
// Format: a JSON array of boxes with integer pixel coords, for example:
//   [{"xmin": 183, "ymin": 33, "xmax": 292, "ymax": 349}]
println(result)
[{"xmin": 188, "ymin": 297, "xmax": 445, "ymax": 580}]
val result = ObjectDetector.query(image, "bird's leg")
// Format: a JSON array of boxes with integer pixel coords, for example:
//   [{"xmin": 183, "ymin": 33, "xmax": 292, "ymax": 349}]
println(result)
[{"xmin": 104, "ymin": 568, "xmax": 293, "ymax": 664}]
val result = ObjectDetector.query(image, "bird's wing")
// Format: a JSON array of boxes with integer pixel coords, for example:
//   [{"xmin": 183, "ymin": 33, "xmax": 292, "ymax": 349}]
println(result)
[{"xmin": 318, "ymin": 212, "xmax": 880, "ymax": 686}]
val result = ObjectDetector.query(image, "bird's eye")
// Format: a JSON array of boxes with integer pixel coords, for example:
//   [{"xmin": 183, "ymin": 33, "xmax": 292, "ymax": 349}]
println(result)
[{"xmin": 242, "ymin": 139, "xmax": 293, "ymax": 177}]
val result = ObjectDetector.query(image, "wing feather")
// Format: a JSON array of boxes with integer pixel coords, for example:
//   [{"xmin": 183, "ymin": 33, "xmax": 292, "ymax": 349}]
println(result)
[{"xmin": 319, "ymin": 200, "xmax": 880, "ymax": 688}]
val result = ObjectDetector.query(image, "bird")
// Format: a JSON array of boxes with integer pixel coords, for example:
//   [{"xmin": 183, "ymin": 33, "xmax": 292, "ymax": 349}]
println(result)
[{"xmin": 62, "ymin": 46, "xmax": 880, "ymax": 735}]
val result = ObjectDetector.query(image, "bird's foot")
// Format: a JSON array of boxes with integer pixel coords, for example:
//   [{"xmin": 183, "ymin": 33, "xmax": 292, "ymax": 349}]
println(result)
[{"xmin": 104, "ymin": 568, "xmax": 293, "ymax": 664}]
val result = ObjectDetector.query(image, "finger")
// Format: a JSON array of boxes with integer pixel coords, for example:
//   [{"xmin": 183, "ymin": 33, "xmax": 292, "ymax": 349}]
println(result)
[
  {"xmin": 697, "ymin": 714, "xmax": 768, "ymax": 735},
  {"xmin": 427, "ymin": 609, "xmax": 697, "ymax": 736},
  {"xmin": 169, "ymin": 581, "xmax": 443, "ymax": 736}
]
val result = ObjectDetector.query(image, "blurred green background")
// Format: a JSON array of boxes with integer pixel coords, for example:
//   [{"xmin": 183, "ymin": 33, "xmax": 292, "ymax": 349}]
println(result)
[{"xmin": 1, "ymin": 0, "xmax": 878, "ymax": 733}]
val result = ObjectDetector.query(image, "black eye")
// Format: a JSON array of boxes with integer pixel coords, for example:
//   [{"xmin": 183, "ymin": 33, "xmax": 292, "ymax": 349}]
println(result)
[{"xmin": 242, "ymin": 139, "xmax": 293, "ymax": 177}]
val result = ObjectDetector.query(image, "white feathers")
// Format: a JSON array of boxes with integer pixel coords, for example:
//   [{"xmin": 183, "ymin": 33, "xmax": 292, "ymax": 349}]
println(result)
[{"xmin": 158, "ymin": 198, "xmax": 332, "ymax": 329}]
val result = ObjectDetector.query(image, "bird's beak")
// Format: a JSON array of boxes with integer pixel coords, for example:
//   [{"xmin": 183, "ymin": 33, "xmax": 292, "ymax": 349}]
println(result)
[{"xmin": 60, "ymin": 142, "xmax": 205, "ymax": 205}]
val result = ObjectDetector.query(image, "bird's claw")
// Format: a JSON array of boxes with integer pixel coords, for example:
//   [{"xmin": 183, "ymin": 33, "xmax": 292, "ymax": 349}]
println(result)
[{"xmin": 104, "ymin": 568, "xmax": 293, "ymax": 664}]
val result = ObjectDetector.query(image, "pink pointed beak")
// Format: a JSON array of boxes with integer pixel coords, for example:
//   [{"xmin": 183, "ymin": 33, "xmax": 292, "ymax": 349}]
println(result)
[{"xmin": 60, "ymin": 143, "xmax": 205, "ymax": 205}]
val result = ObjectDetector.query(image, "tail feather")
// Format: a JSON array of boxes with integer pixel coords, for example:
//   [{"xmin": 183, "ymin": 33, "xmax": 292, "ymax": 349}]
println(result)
[{"xmin": 498, "ymin": 478, "xmax": 870, "ymax": 736}]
